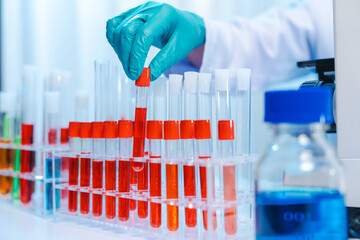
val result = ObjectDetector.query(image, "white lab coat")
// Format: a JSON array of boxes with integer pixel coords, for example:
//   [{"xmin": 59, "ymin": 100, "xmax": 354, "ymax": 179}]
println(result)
[{"xmin": 199, "ymin": 0, "xmax": 334, "ymax": 90}]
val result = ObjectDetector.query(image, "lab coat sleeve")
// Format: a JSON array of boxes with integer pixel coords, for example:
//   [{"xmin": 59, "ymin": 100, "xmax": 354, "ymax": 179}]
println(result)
[{"xmin": 200, "ymin": 0, "xmax": 333, "ymax": 90}]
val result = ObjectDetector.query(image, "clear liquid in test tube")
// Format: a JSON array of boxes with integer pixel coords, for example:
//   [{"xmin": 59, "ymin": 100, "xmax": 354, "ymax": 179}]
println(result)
[{"xmin": 215, "ymin": 69, "xmax": 237, "ymax": 235}]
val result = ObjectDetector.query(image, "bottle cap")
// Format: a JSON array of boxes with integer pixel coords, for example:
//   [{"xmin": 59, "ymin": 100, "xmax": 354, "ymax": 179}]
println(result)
[
  {"xmin": 135, "ymin": 68, "xmax": 151, "ymax": 87},
  {"xmin": 118, "ymin": 120, "xmax": 133, "ymax": 138},
  {"xmin": 180, "ymin": 120, "xmax": 195, "ymax": 139},
  {"xmin": 195, "ymin": 120, "xmax": 211, "ymax": 139},
  {"xmin": 265, "ymin": 88, "xmax": 334, "ymax": 124},
  {"xmin": 198, "ymin": 73, "xmax": 211, "ymax": 93},
  {"xmin": 80, "ymin": 122, "xmax": 92, "ymax": 138},
  {"xmin": 92, "ymin": 121, "xmax": 104, "ymax": 138},
  {"xmin": 146, "ymin": 120, "xmax": 163, "ymax": 139},
  {"xmin": 164, "ymin": 120, "xmax": 180, "ymax": 140},
  {"xmin": 215, "ymin": 69, "xmax": 229, "ymax": 92},
  {"xmin": 218, "ymin": 120, "xmax": 235, "ymax": 140},
  {"xmin": 237, "ymin": 68, "xmax": 251, "ymax": 91},
  {"xmin": 21, "ymin": 124, "xmax": 33, "ymax": 145},
  {"xmin": 60, "ymin": 127, "xmax": 69, "ymax": 144},
  {"xmin": 68, "ymin": 122, "xmax": 80, "ymax": 138},
  {"xmin": 184, "ymin": 72, "xmax": 198, "ymax": 93},
  {"xmin": 169, "ymin": 74, "xmax": 183, "ymax": 95},
  {"xmin": 104, "ymin": 121, "xmax": 118, "ymax": 138}
]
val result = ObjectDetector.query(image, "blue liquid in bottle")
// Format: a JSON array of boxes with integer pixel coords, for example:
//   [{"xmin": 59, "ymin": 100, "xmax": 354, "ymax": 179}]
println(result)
[
  {"xmin": 45, "ymin": 157, "xmax": 61, "ymax": 211},
  {"xmin": 256, "ymin": 189, "xmax": 347, "ymax": 240}
]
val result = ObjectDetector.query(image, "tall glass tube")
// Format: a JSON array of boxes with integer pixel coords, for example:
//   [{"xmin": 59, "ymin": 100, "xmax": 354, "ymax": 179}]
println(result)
[
  {"xmin": 182, "ymin": 72, "xmax": 198, "ymax": 228},
  {"xmin": 20, "ymin": 66, "xmax": 36, "ymax": 204},
  {"xmin": 215, "ymin": 69, "xmax": 237, "ymax": 235},
  {"xmin": 68, "ymin": 122, "xmax": 81, "ymax": 213},
  {"xmin": 197, "ymin": 73, "xmax": 217, "ymax": 231}
]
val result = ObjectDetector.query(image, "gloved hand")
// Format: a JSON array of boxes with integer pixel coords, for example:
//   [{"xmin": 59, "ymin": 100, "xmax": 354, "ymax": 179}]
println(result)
[{"xmin": 106, "ymin": 1, "xmax": 205, "ymax": 81}]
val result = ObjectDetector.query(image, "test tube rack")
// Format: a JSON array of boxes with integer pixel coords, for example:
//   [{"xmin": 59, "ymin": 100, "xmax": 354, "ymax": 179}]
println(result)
[
  {"xmin": 0, "ymin": 142, "xmax": 67, "ymax": 216},
  {"xmin": 53, "ymin": 151, "xmax": 256, "ymax": 239}
]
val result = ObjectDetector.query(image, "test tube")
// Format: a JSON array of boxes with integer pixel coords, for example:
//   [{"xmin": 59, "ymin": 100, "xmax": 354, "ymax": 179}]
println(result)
[
  {"xmin": 91, "ymin": 122, "xmax": 104, "ymax": 217},
  {"xmin": 235, "ymin": 69, "xmax": 251, "ymax": 155},
  {"xmin": 215, "ymin": 69, "xmax": 237, "ymax": 235},
  {"xmin": 68, "ymin": 122, "xmax": 81, "ymax": 213},
  {"xmin": 147, "ymin": 120, "xmax": 163, "ymax": 228},
  {"xmin": 79, "ymin": 122, "xmax": 92, "ymax": 215},
  {"xmin": 197, "ymin": 73, "xmax": 217, "ymax": 230},
  {"xmin": 181, "ymin": 72, "xmax": 198, "ymax": 228},
  {"xmin": 44, "ymin": 91, "xmax": 61, "ymax": 210},
  {"xmin": 104, "ymin": 121, "xmax": 118, "ymax": 220},
  {"xmin": 165, "ymin": 74, "xmax": 182, "ymax": 232},
  {"xmin": 20, "ymin": 66, "xmax": 36, "ymax": 204},
  {"xmin": 133, "ymin": 68, "xmax": 151, "ymax": 218},
  {"xmin": 0, "ymin": 92, "xmax": 16, "ymax": 195},
  {"xmin": 118, "ymin": 120, "xmax": 133, "ymax": 222}
]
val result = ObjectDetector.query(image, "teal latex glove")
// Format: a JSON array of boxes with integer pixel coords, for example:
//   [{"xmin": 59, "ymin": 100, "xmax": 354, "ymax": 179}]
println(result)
[{"xmin": 106, "ymin": 1, "xmax": 206, "ymax": 81}]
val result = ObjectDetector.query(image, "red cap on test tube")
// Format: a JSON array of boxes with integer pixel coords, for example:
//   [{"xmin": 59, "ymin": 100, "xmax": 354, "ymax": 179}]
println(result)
[
  {"xmin": 218, "ymin": 120, "xmax": 235, "ymax": 140},
  {"xmin": 60, "ymin": 128, "xmax": 69, "ymax": 144},
  {"xmin": 164, "ymin": 120, "xmax": 180, "ymax": 140},
  {"xmin": 104, "ymin": 121, "xmax": 118, "ymax": 139},
  {"xmin": 147, "ymin": 120, "xmax": 163, "ymax": 139},
  {"xmin": 68, "ymin": 122, "xmax": 80, "ymax": 138},
  {"xmin": 135, "ymin": 68, "xmax": 151, "ymax": 87},
  {"xmin": 180, "ymin": 120, "xmax": 195, "ymax": 139},
  {"xmin": 92, "ymin": 122, "xmax": 104, "ymax": 138},
  {"xmin": 80, "ymin": 122, "xmax": 92, "ymax": 138},
  {"xmin": 118, "ymin": 120, "xmax": 133, "ymax": 138},
  {"xmin": 195, "ymin": 120, "xmax": 212, "ymax": 139}
]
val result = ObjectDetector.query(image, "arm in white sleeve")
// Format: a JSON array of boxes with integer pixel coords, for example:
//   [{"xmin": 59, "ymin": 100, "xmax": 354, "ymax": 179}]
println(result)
[{"xmin": 200, "ymin": 0, "xmax": 334, "ymax": 89}]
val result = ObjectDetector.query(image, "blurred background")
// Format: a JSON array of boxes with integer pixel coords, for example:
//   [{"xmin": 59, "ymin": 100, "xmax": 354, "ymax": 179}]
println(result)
[{"xmin": 0, "ymin": 0, "xmax": 313, "ymax": 153}]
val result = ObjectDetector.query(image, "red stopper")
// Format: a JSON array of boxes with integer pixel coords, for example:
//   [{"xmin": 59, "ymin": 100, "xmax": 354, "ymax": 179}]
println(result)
[
  {"xmin": 164, "ymin": 120, "xmax": 180, "ymax": 140},
  {"xmin": 195, "ymin": 120, "xmax": 211, "ymax": 139},
  {"xmin": 118, "ymin": 120, "xmax": 133, "ymax": 138},
  {"xmin": 104, "ymin": 121, "xmax": 118, "ymax": 138},
  {"xmin": 60, "ymin": 127, "xmax": 69, "ymax": 144},
  {"xmin": 80, "ymin": 122, "xmax": 92, "ymax": 138},
  {"xmin": 146, "ymin": 120, "xmax": 163, "ymax": 139},
  {"xmin": 68, "ymin": 122, "xmax": 80, "ymax": 138},
  {"xmin": 135, "ymin": 68, "xmax": 151, "ymax": 87},
  {"xmin": 92, "ymin": 122, "xmax": 104, "ymax": 138},
  {"xmin": 21, "ymin": 124, "xmax": 34, "ymax": 145},
  {"xmin": 218, "ymin": 120, "xmax": 235, "ymax": 140},
  {"xmin": 180, "ymin": 120, "xmax": 195, "ymax": 139}
]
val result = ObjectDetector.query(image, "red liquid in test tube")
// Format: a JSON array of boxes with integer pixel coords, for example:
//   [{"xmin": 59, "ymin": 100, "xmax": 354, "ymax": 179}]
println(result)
[
  {"xmin": 118, "ymin": 120, "xmax": 133, "ymax": 221},
  {"xmin": 181, "ymin": 120, "xmax": 197, "ymax": 228},
  {"xmin": 218, "ymin": 120, "xmax": 237, "ymax": 235},
  {"xmin": 80, "ymin": 122, "xmax": 92, "ymax": 215},
  {"xmin": 20, "ymin": 123, "xmax": 35, "ymax": 204},
  {"xmin": 104, "ymin": 121, "xmax": 118, "ymax": 220},
  {"xmin": 164, "ymin": 120, "xmax": 180, "ymax": 231},
  {"xmin": 61, "ymin": 127, "xmax": 69, "ymax": 201},
  {"xmin": 132, "ymin": 68, "xmax": 151, "ymax": 217},
  {"xmin": 68, "ymin": 122, "xmax": 80, "ymax": 212},
  {"xmin": 147, "ymin": 121, "xmax": 163, "ymax": 228},
  {"xmin": 195, "ymin": 120, "xmax": 217, "ymax": 230},
  {"xmin": 91, "ymin": 122, "xmax": 104, "ymax": 217}
]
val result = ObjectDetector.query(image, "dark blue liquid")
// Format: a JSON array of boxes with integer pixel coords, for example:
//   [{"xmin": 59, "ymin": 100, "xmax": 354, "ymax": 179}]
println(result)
[
  {"xmin": 256, "ymin": 190, "xmax": 347, "ymax": 240},
  {"xmin": 45, "ymin": 158, "xmax": 61, "ymax": 211}
]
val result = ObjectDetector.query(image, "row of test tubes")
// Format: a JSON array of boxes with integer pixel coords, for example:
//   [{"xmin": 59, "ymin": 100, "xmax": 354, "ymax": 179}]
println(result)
[{"xmin": 55, "ymin": 65, "xmax": 254, "ymax": 239}]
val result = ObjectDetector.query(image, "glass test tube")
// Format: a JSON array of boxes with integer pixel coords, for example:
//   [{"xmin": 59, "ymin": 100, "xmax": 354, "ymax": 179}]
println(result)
[
  {"xmin": 20, "ymin": 66, "xmax": 36, "ymax": 204},
  {"xmin": 118, "ymin": 120, "xmax": 133, "ymax": 222},
  {"xmin": 165, "ymin": 74, "xmax": 182, "ymax": 232},
  {"xmin": 12, "ymin": 89, "xmax": 22, "ymax": 201},
  {"xmin": 215, "ymin": 69, "xmax": 237, "ymax": 235},
  {"xmin": 104, "ymin": 121, "xmax": 118, "ymax": 220},
  {"xmin": 133, "ymin": 68, "xmax": 151, "ymax": 218},
  {"xmin": 182, "ymin": 72, "xmax": 198, "ymax": 228},
  {"xmin": 68, "ymin": 122, "xmax": 81, "ymax": 213},
  {"xmin": 147, "ymin": 121, "xmax": 163, "ymax": 228},
  {"xmin": 197, "ymin": 73, "xmax": 217, "ymax": 230},
  {"xmin": 44, "ymin": 91, "xmax": 61, "ymax": 210},
  {"xmin": 0, "ymin": 92, "xmax": 16, "ymax": 196},
  {"xmin": 79, "ymin": 122, "xmax": 92, "ymax": 215},
  {"xmin": 91, "ymin": 122, "xmax": 104, "ymax": 217}
]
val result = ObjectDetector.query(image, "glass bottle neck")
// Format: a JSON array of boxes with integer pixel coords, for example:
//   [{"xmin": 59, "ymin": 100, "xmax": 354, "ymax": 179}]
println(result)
[{"xmin": 271, "ymin": 123, "xmax": 327, "ymax": 138}]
